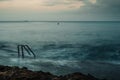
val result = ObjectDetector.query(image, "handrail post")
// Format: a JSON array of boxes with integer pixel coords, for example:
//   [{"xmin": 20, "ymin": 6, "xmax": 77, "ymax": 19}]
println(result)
[{"xmin": 17, "ymin": 45, "xmax": 20, "ymax": 58}]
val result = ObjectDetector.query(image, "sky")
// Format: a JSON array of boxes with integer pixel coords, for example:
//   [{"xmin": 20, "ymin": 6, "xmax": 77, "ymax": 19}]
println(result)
[{"xmin": 0, "ymin": 0, "xmax": 120, "ymax": 21}]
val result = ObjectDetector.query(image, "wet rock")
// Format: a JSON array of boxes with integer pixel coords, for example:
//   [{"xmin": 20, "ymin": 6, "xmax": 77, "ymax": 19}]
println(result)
[{"xmin": 0, "ymin": 65, "xmax": 105, "ymax": 80}]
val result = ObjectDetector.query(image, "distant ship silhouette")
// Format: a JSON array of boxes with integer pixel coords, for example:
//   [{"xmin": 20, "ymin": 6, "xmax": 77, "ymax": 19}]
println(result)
[{"xmin": 24, "ymin": 20, "xmax": 29, "ymax": 22}]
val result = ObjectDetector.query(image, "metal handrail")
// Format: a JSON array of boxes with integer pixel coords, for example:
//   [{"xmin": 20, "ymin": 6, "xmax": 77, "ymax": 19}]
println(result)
[{"xmin": 17, "ymin": 45, "xmax": 36, "ymax": 58}]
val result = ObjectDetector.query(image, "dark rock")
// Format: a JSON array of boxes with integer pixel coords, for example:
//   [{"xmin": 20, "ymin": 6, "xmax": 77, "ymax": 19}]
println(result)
[
  {"xmin": 0, "ymin": 65, "xmax": 106, "ymax": 80},
  {"xmin": 22, "ymin": 67, "xmax": 28, "ymax": 70}
]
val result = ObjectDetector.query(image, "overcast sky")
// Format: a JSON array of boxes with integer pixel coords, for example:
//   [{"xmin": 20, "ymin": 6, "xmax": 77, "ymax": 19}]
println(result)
[{"xmin": 0, "ymin": 0, "xmax": 120, "ymax": 21}]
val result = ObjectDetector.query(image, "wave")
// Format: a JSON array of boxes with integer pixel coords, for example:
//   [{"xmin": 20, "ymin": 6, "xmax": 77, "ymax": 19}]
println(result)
[
  {"xmin": 0, "ymin": 41, "xmax": 120, "ymax": 64},
  {"xmin": 0, "ymin": 41, "xmax": 120, "ymax": 59}
]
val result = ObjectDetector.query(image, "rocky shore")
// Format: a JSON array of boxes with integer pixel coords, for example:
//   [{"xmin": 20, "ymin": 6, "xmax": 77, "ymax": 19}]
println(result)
[{"xmin": 0, "ymin": 65, "xmax": 106, "ymax": 80}]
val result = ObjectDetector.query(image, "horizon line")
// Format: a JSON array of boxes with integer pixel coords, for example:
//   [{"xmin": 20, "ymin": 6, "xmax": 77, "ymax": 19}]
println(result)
[{"xmin": 0, "ymin": 20, "xmax": 120, "ymax": 23}]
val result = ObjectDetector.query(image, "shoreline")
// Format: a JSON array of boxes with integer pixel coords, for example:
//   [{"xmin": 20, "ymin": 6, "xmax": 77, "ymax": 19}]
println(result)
[{"xmin": 0, "ymin": 65, "xmax": 105, "ymax": 80}]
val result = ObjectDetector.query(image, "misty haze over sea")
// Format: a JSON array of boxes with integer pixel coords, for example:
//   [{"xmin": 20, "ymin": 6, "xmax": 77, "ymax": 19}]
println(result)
[{"xmin": 0, "ymin": 21, "xmax": 120, "ymax": 80}]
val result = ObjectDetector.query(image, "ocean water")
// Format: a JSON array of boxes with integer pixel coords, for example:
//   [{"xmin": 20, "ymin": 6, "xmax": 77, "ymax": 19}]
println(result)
[{"xmin": 0, "ymin": 21, "xmax": 120, "ymax": 80}]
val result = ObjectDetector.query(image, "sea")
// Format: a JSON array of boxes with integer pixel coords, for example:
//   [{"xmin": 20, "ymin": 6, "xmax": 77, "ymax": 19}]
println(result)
[{"xmin": 0, "ymin": 21, "xmax": 120, "ymax": 80}]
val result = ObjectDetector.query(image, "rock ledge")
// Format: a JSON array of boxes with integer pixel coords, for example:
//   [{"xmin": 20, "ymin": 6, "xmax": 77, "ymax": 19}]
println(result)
[{"xmin": 0, "ymin": 65, "xmax": 106, "ymax": 80}]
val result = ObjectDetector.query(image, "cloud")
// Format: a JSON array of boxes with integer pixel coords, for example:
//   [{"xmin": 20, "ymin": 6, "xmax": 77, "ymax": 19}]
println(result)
[
  {"xmin": 0, "ymin": 0, "xmax": 119, "ymax": 21},
  {"xmin": 0, "ymin": 0, "xmax": 11, "ymax": 1},
  {"xmin": 74, "ymin": 0, "xmax": 120, "ymax": 20},
  {"xmin": 0, "ymin": 0, "xmax": 93, "ymax": 10},
  {"xmin": 0, "ymin": 0, "xmax": 119, "ymax": 14},
  {"xmin": 92, "ymin": 0, "xmax": 120, "ymax": 13},
  {"xmin": 89, "ymin": 0, "xmax": 96, "ymax": 4},
  {"xmin": 99, "ymin": 0, "xmax": 120, "ymax": 9},
  {"xmin": 77, "ymin": 0, "xmax": 120, "ymax": 12},
  {"xmin": 39, "ymin": 0, "xmax": 86, "ymax": 10}
]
